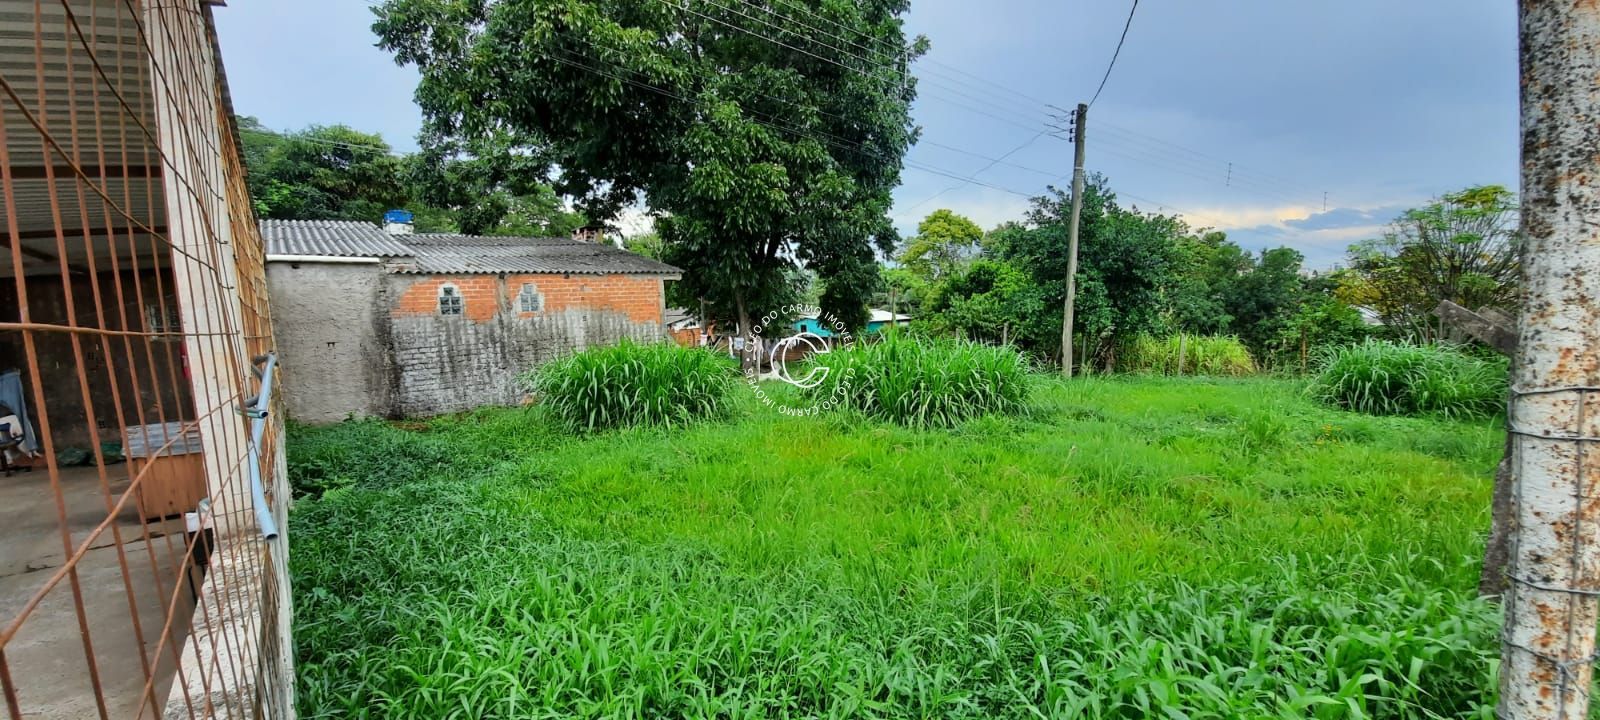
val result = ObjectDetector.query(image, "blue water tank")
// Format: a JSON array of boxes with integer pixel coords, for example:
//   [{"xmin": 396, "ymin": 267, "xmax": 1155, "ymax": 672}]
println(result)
[{"xmin": 384, "ymin": 209, "xmax": 414, "ymax": 224}]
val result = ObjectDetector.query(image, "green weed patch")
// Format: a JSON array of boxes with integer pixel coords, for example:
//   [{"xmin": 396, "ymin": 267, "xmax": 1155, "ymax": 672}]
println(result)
[{"xmin": 290, "ymin": 376, "xmax": 1502, "ymax": 717}]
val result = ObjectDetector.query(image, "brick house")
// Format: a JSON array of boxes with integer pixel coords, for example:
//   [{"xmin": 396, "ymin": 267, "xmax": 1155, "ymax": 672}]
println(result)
[{"xmin": 262, "ymin": 219, "xmax": 681, "ymax": 421}]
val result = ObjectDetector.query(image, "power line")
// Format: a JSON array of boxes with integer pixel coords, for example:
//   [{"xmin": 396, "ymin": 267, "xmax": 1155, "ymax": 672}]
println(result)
[
  {"xmin": 485, "ymin": 25, "xmax": 1057, "ymax": 203},
  {"xmin": 365, "ymin": 0, "xmax": 1328, "ymax": 211},
  {"xmin": 1088, "ymin": 0, "xmax": 1139, "ymax": 107},
  {"xmin": 745, "ymin": 0, "xmax": 1065, "ymax": 125},
  {"xmin": 359, "ymin": 0, "xmax": 1339, "ymax": 226},
  {"xmin": 1093, "ymin": 120, "xmax": 1329, "ymax": 205},
  {"xmin": 917, "ymin": 139, "xmax": 1059, "ymax": 178},
  {"xmin": 687, "ymin": 0, "xmax": 1066, "ymax": 139},
  {"xmin": 1086, "ymin": 135, "xmax": 1326, "ymax": 211},
  {"xmin": 682, "ymin": 0, "xmax": 898, "ymax": 88},
  {"xmin": 251, "ymin": 28, "xmax": 1047, "ymax": 209},
  {"xmin": 526, "ymin": 45, "xmax": 1042, "ymax": 201},
  {"xmin": 895, "ymin": 132, "xmax": 1054, "ymax": 218}
]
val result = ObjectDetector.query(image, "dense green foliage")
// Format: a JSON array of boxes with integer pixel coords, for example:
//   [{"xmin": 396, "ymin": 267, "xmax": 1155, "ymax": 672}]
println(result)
[
  {"xmin": 521, "ymin": 341, "xmax": 734, "ymax": 432},
  {"xmin": 1122, "ymin": 334, "xmax": 1256, "ymax": 376},
  {"xmin": 975, "ymin": 181, "xmax": 1181, "ymax": 362},
  {"xmin": 1312, "ymin": 340, "xmax": 1508, "ymax": 419},
  {"xmin": 913, "ymin": 186, "xmax": 1364, "ymax": 371},
  {"xmin": 237, "ymin": 117, "xmax": 586, "ymax": 235},
  {"xmin": 1344, "ymin": 185, "xmax": 1520, "ymax": 342},
  {"xmin": 290, "ymin": 377, "xmax": 1502, "ymax": 718},
  {"xmin": 238, "ymin": 118, "xmax": 410, "ymax": 223},
  {"xmin": 804, "ymin": 333, "xmax": 1031, "ymax": 427},
  {"xmin": 373, "ymin": 0, "xmax": 922, "ymax": 336},
  {"xmin": 898, "ymin": 208, "xmax": 984, "ymax": 283},
  {"xmin": 285, "ymin": 418, "xmax": 459, "ymax": 499},
  {"xmin": 923, "ymin": 259, "xmax": 1029, "ymax": 344}
]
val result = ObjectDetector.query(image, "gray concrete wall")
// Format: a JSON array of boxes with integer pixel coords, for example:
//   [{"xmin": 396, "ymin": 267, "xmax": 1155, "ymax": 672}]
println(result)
[
  {"xmin": 386, "ymin": 285, "xmax": 665, "ymax": 417},
  {"xmin": 266, "ymin": 262, "xmax": 391, "ymax": 423}
]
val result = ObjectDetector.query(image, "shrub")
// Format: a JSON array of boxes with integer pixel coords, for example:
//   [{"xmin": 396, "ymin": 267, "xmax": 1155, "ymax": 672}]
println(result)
[
  {"xmin": 1312, "ymin": 339, "xmax": 1507, "ymax": 419},
  {"xmin": 805, "ymin": 334, "xmax": 1030, "ymax": 427},
  {"xmin": 522, "ymin": 340, "xmax": 734, "ymax": 431},
  {"xmin": 1123, "ymin": 334, "xmax": 1256, "ymax": 376}
]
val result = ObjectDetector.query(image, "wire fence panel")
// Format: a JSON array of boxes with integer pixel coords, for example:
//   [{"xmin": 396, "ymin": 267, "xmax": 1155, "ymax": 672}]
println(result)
[{"xmin": 0, "ymin": 1, "xmax": 291, "ymax": 718}]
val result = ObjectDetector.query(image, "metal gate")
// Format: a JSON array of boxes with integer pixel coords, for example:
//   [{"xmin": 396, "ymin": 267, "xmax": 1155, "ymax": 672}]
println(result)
[{"xmin": 0, "ymin": 1, "xmax": 291, "ymax": 718}]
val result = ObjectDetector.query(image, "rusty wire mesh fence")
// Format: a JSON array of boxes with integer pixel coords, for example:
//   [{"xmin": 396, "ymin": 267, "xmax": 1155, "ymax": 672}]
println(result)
[{"xmin": 0, "ymin": 1, "xmax": 291, "ymax": 718}]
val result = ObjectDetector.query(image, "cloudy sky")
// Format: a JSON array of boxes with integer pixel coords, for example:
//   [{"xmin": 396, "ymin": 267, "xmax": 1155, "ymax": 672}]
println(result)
[{"xmin": 213, "ymin": 0, "xmax": 1518, "ymax": 268}]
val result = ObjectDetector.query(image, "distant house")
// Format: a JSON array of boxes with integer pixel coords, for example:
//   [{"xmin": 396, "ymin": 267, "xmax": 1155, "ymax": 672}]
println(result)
[
  {"xmin": 664, "ymin": 308, "xmax": 706, "ymax": 347},
  {"xmin": 263, "ymin": 216, "xmax": 681, "ymax": 421},
  {"xmin": 793, "ymin": 309, "xmax": 912, "ymax": 337}
]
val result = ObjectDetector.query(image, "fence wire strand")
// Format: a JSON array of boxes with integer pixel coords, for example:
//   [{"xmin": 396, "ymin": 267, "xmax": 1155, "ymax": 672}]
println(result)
[{"xmin": 1500, "ymin": 385, "xmax": 1600, "ymax": 718}]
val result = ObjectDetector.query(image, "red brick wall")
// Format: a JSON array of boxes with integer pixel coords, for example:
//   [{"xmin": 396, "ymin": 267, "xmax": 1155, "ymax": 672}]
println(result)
[
  {"xmin": 390, "ymin": 273, "xmax": 664, "ymax": 324},
  {"xmin": 669, "ymin": 327, "xmax": 700, "ymax": 347}
]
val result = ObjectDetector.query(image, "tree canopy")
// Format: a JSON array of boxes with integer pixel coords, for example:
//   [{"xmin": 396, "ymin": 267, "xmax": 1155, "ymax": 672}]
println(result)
[
  {"xmin": 1344, "ymin": 184, "xmax": 1521, "ymax": 340},
  {"xmin": 905, "ymin": 176, "xmax": 1372, "ymax": 369},
  {"xmin": 898, "ymin": 208, "xmax": 983, "ymax": 283},
  {"xmin": 240, "ymin": 118, "xmax": 410, "ymax": 223},
  {"xmin": 238, "ymin": 117, "xmax": 585, "ymax": 237},
  {"xmin": 372, "ymin": 0, "xmax": 923, "ymax": 336}
]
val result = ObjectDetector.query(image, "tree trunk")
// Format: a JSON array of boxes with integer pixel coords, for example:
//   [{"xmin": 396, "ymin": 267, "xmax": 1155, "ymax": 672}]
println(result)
[
  {"xmin": 733, "ymin": 290, "xmax": 757, "ymax": 374},
  {"xmin": 1497, "ymin": 1, "xmax": 1600, "ymax": 715},
  {"xmin": 1478, "ymin": 432, "xmax": 1515, "ymax": 597}
]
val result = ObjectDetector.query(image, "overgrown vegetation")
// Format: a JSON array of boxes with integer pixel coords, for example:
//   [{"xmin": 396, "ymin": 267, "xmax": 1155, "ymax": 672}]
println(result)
[
  {"xmin": 1122, "ymin": 334, "xmax": 1256, "ymax": 376},
  {"xmin": 291, "ymin": 377, "xmax": 1502, "ymax": 717},
  {"xmin": 1312, "ymin": 339, "xmax": 1508, "ymax": 419},
  {"xmin": 805, "ymin": 333, "xmax": 1031, "ymax": 427},
  {"xmin": 521, "ymin": 341, "xmax": 733, "ymax": 432},
  {"xmin": 890, "ymin": 184, "xmax": 1517, "ymax": 374}
]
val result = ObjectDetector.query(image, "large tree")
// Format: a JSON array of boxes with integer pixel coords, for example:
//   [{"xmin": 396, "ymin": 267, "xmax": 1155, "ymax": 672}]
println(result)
[
  {"xmin": 374, "ymin": 0, "xmax": 922, "ymax": 356},
  {"xmin": 983, "ymin": 179, "xmax": 1184, "ymax": 366},
  {"xmin": 1346, "ymin": 185, "xmax": 1521, "ymax": 341}
]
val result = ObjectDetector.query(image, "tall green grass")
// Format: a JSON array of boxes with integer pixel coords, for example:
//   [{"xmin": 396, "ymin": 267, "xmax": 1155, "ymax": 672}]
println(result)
[
  {"xmin": 1123, "ymin": 333, "xmax": 1256, "ymax": 376},
  {"xmin": 290, "ymin": 376, "xmax": 1503, "ymax": 718},
  {"xmin": 1312, "ymin": 339, "xmax": 1507, "ymax": 419},
  {"xmin": 521, "ymin": 340, "xmax": 734, "ymax": 431},
  {"xmin": 295, "ymin": 483, "xmax": 1498, "ymax": 717},
  {"xmin": 805, "ymin": 334, "xmax": 1031, "ymax": 427}
]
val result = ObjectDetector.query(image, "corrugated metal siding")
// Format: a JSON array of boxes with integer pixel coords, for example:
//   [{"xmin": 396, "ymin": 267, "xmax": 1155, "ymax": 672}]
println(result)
[{"xmin": 260, "ymin": 218, "xmax": 413, "ymax": 257}]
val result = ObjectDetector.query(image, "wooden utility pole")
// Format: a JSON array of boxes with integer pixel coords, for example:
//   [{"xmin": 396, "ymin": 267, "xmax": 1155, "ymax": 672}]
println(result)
[
  {"xmin": 1060, "ymin": 103, "xmax": 1087, "ymax": 377},
  {"xmin": 1498, "ymin": 2, "xmax": 1600, "ymax": 716}
]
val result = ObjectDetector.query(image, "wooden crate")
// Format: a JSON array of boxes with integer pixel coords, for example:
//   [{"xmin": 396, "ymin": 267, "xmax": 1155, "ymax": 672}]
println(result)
[{"xmin": 131, "ymin": 452, "xmax": 206, "ymax": 521}]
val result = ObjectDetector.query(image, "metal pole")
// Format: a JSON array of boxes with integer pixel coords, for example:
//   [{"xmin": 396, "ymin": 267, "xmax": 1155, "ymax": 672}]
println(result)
[
  {"xmin": 1061, "ymin": 102, "xmax": 1087, "ymax": 377},
  {"xmin": 1498, "ymin": 2, "xmax": 1600, "ymax": 716}
]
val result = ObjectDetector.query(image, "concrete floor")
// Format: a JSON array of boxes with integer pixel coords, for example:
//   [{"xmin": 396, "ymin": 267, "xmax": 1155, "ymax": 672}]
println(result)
[{"xmin": 0, "ymin": 464, "xmax": 194, "ymax": 719}]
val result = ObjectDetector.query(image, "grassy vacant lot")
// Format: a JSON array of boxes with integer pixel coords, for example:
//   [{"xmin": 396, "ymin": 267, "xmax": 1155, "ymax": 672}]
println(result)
[{"xmin": 290, "ymin": 376, "xmax": 1503, "ymax": 718}]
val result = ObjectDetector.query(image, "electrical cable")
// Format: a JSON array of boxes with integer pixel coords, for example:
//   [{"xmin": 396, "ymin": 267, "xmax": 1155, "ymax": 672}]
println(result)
[{"xmin": 1088, "ymin": 0, "xmax": 1139, "ymax": 107}]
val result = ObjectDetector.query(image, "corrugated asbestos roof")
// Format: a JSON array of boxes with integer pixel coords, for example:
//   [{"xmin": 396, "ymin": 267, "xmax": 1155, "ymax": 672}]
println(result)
[
  {"xmin": 261, "ymin": 221, "xmax": 682, "ymax": 276},
  {"xmin": 261, "ymin": 219, "xmax": 414, "ymax": 258},
  {"xmin": 397, "ymin": 234, "xmax": 681, "ymax": 276}
]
